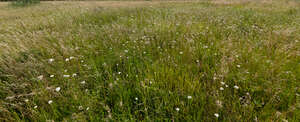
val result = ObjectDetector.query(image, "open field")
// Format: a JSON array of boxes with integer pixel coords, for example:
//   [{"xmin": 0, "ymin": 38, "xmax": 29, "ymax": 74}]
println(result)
[{"xmin": 0, "ymin": 0, "xmax": 299, "ymax": 121}]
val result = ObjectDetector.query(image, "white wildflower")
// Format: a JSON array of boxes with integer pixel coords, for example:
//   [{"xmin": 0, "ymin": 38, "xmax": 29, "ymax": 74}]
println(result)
[
  {"xmin": 25, "ymin": 99, "xmax": 29, "ymax": 102},
  {"xmin": 78, "ymin": 106, "xmax": 83, "ymax": 110},
  {"xmin": 214, "ymin": 113, "xmax": 219, "ymax": 118},
  {"xmin": 179, "ymin": 52, "xmax": 183, "ymax": 54},
  {"xmin": 65, "ymin": 58, "xmax": 70, "ymax": 62},
  {"xmin": 34, "ymin": 106, "xmax": 38, "ymax": 109},
  {"xmin": 187, "ymin": 96, "xmax": 192, "ymax": 99},
  {"xmin": 220, "ymin": 82, "xmax": 225, "ymax": 85},
  {"xmin": 50, "ymin": 75, "xmax": 54, "ymax": 78},
  {"xmin": 220, "ymin": 87, "xmax": 224, "ymax": 91},
  {"xmin": 48, "ymin": 58, "xmax": 54, "ymax": 63},
  {"xmin": 72, "ymin": 73, "xmax": 77, "ymax": 77},
  {"xmin": 63, "ymin": 75, "xmax": 70, "ymax": 78},
  {"xmin": 236, "ymin": 65, "xmax": 241, "ymax": 68},
  {"xmin": 234, "ymin": 85, "xmax": 239, "ymax": 89},
  {"xmin": 175, "ymin": 107, "xmax": 180, "ymax": 111},
  {"xmin": 80, "ymin": 81, "xmax": 86, "ymax": 84},
  {"xmin": 124, "ymin": 50, "xmax": 128, "ymax": 53},
  {"xmin": 135, "ymin": 97, "xmax": 138, "ymax": 100},
  {"xmin": 48, "ymin": 100, "xmax": 53, "ymax": 104},
  {"xmin": 86, "ymin": 107, "xmax": 89, "ymax": 111},
  {"xmin": 69, "ymin": 56, "xmax": 75, "ymax": 60},
  {"xmin": 55, "ymin": 87, "xmax": 61, "ymax": 92}
]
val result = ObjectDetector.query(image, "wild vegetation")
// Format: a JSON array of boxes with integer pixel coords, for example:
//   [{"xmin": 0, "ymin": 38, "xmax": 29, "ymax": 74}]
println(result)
[{"xmin": 0, "ymin": 0, "xmax": 299, "ymax": 121}]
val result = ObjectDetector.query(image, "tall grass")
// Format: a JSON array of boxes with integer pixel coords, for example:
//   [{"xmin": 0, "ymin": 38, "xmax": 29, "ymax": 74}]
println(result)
[{"xmin": 0, "ymin": 1, "xmax": 299, "ymax": 121}]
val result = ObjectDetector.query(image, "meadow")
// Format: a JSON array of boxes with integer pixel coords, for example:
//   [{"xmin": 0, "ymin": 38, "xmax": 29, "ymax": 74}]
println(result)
[{"xmin": 0, "ymin": 0, "xmax": 299, "ymax": 121}]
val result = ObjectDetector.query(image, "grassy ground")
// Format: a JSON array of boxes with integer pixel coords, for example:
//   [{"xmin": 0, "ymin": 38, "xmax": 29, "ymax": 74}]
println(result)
[{"xmin": 0, "ymin": 0, "xmax": 299, "ymax": 121}]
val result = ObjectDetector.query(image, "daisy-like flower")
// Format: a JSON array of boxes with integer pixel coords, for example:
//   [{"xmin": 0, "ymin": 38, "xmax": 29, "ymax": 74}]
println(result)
[
  {"xmin": 72, "ymin": 73, "xmax": 77, "ymax": 77},
  {"xmin": 63, "ymin": 75, "xmax": 70, "ymax": 78},
  {"xmin": 236, "ymin": 65, "xmax": 241, "ymax": 68},
  {"xmin": 48, "ymin": 58, "xmax": 54, "ymax": 63},
  {"xmin": 225, "ymin": 85, "xmax": 229, "ymax": 88},
  {"xmin": 187, "ymin": 96, "xmax": 192, "ymax": 99},
  {"xmin": 220, "ymin": 87, "xmax": 224, "ymax": 91},
  {"xmin": 69, "ymin": 56, "xmax": 75, "ymax": 60},
  {"xmin": 234, "ymin": 85, "xmax": 239, "ymax": 89},
  {"xmin": 78, "ymin": 106, "xmax": 83, "ymax": 110},
  {"xmin": 25, "ymin": 99, "xmax": 29, "ymax": 102},
  {"xmin": 135, "ymin": 97, "xmax": 138, "ymax": 100},
  {"xmin": 175, "ymin": 107, "xmax": 180, "ymax": 111},
  {"xmin": 65, "ymin": 58, "xmax": 70, "ymax": 62},
  {"xmin": 86, "ymin": 107, "xmax": 89, "ymax": 111},
  {"xmin": 50, "ymin": 75, "xmax": 54, "ymax": 78},
  {"xmin": 48, "ymin": 100, "xmax": 53, "ymax": 104},
  {"xmin": 81, "ymin": 81, "xmax": 86, "ymax": 84},
  {"xmin": 34, "ymin": 106, "xmax": 38, "ymax": 109},
  {"xmin": 55, "ymin": 87, "xmax": 61, "ymax": 92},
  {"xmin": 220, "ymin": 82, "xmax": 225, "ymax": 85},
  {"xmin": 214, "ymin": 113, "xmax": 219, "ymax": 118}
]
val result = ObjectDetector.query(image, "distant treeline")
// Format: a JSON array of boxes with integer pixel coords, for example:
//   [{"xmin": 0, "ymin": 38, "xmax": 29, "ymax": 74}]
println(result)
[
  {"xmin": 0, "ymin": 0, "xmax": 72, "ymax": 2},
  {"xmin": 0, "ymin": 0, "xmax": 116, "ymax": 1},
  {"xmin": 0, "ymin": 0, "xmax": 150, "ymax": 2}
]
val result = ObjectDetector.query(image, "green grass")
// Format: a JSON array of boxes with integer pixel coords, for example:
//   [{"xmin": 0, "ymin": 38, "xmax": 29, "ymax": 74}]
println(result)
[{"xmin": 0, "ymin": 0, "xmax": 299, "ymax": 121}]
